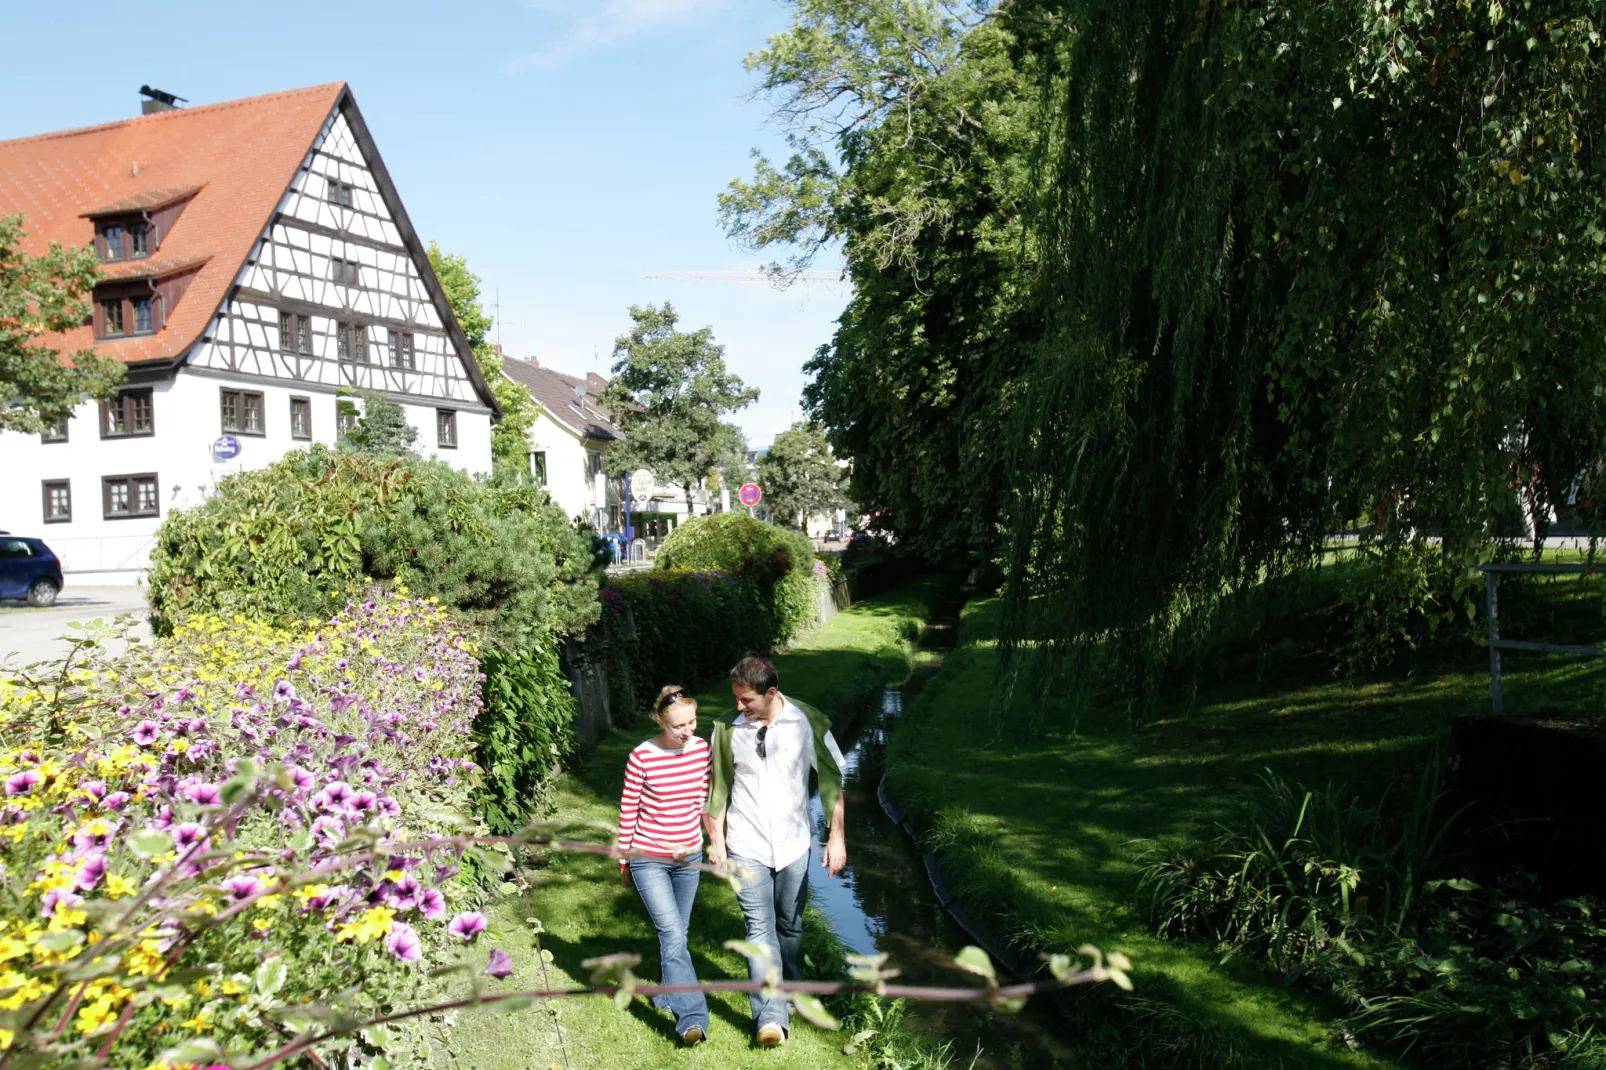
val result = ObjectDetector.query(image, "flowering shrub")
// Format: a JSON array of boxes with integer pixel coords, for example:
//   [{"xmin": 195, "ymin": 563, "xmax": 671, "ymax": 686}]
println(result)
[{"xmin": 0, "ymin": 595, "xmax": 515, "ymax": 1069}]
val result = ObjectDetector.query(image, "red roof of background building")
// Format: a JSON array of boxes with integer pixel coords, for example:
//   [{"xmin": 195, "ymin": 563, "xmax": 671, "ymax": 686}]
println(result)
[{"xmin": 0, "ymin": 83, "xmax": 345, "ymax": 365}]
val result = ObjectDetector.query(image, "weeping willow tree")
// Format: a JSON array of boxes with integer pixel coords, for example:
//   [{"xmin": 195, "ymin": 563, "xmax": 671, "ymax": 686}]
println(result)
[{"xmin": 1004, "ymin": 0, "xmax": 1606, "ymax": 693}]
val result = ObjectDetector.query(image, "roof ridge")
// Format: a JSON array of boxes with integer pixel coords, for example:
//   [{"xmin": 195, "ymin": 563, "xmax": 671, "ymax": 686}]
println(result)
[{"xmin": 0, "ymin": 82, "xmax": 346, "ymax": 149}]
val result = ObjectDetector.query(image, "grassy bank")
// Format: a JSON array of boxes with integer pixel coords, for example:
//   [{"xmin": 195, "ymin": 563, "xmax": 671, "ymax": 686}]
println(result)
[
  {"xmin": 437, "ymin": 578, "xmax": 947, "ymax": 1070},
  {"xmin": 884, "ymin": 567, "xmax": 1606, "ymax": 1069}
]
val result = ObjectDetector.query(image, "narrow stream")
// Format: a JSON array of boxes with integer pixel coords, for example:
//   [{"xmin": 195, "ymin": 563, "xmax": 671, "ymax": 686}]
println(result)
[{"xmin": 808, "ymin": 686, "xmax": 1076, "ymax": 1069}]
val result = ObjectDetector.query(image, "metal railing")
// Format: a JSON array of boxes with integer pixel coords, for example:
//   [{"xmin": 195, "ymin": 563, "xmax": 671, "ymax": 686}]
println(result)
[{"xmin": 1480, "ymin": 562, "xmax": 1604, "ymax": 716}]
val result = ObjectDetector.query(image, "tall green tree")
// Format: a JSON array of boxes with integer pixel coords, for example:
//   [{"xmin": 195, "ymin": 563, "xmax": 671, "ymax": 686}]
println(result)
[
  {"xmin": 427, "ymin": 243, "xmax": 537, "ymax": 476},
  {"xmin": 757, "ymin": 422, "xmax": 847, "ymax": 529},
  {"xmin": 600, "ymin": 303, "xmax": 757, "ymax": 512},
  {"xmin": 0, "ymin": 214, "xmax": 123, "ymax": 432},
  {"xmin": 1002, "ymin": 0, "xmax": 1606, "ymax": 682},
  {"xmin": 722, "ymin": 0, "xmax": 1038, "ymax": 560}
]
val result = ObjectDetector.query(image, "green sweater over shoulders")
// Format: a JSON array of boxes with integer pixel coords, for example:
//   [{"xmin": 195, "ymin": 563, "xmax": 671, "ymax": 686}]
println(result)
[{"xmin": 706, "ymin": 697, "xmax": 843, "ymax": 828}]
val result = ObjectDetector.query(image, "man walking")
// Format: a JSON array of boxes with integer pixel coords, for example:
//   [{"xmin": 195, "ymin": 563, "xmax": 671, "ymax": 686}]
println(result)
[{"xmin": 705, "ymin": 656, "xmax": 847, "ymax": 1048}]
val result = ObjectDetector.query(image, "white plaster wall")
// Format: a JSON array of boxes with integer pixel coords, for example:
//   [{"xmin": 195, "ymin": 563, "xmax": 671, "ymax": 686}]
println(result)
[
  {"xmin": 529, "ymin": 412, "xmax": 591, "ymax": 524},
  {"xmin": 1, "ymin": 368, "xmax": 492, "ymax": 585}
]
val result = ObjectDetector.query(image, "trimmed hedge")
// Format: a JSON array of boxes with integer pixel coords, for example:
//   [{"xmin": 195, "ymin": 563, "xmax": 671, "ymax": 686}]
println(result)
[
  {"xmin": 475, "ymin": 646, "xmax": 579, "ymax": 834},
  {"xmin": 654, "ymin": 513, "xmax": 819, "ymax": 643},
  {"xmin": 596, "ymin": 569, "xmax": 772, "ymax": 719}
]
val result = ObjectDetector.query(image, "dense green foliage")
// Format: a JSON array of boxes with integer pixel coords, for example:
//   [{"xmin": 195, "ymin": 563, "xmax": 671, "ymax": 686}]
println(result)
[
  {"xmin": 428, "ymin": 242, "xmax": 538, "ymax": 476},
  {"xmin": 147, "ymin": 446, "xmax": 600, "ymax": 648},
  {"xmin": 475, "ymin": 646, "xmax": 579, "ymax": 834},
  {"xmin": 339, "ymin": 388, "xmax": 419, "ymax": 455},
  {"xmin": 0, "ymin": 213, "xmax": 124, "ymax": 432},
  {"xmin": 1142, "ymin": 773, "xmax": 1606, "ymax": 1067},
  {"xmin": 734, "ymin": 1, "xmax": 1606, "ymax": 688},
  {"xmin": 600, "ymin": 302, "xmax": 756, "ymax": 509},
  {"xmin": 655, "ymin": 512, "xmax": 820, "ymax": 643},
  {"xmin": 723, "ymin": 1, "xmax": 1038, "ymax": 560},
  {"xmin": 757, "ymin": 421, "xmax": 848, "ymax": 528},
  {"xmin": 594, "ymin": 568, "xmax": 774, "ymax": 719}
]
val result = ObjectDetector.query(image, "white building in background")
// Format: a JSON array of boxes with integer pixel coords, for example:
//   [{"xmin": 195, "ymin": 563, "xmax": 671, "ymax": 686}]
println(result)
[
  {"xmin": 0, "ymin": 83, "xmax": 499, "ymax": 585},
  {"xmin": 501, "ymin": 358, "xmax": 622, "ymax": 529},
  {"xmin": 501, "ymin": 356, "xmax": 716, "ymax": 543}
]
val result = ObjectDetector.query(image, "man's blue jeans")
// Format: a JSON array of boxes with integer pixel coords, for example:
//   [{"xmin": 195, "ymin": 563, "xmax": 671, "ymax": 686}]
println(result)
[
  {"xmin": 628, "ymin": 851, "xmax": 709, "ymax": 1037},
  {"xmin": 730, "ymin": 851, "xmax": 809, "ymax": 1032}
]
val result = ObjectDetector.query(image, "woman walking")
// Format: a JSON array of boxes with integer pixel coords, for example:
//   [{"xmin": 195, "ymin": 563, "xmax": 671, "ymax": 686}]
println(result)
[{"xmin": 618, "ymin": 685, "xmax": 712, "ymax": 1045}]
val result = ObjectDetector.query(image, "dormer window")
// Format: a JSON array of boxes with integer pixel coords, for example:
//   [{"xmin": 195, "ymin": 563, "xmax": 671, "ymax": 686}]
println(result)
[
  {"xmin": 82, "ymin": 186, "xmax": 199, "ymax": 262},
  {"xmin": 96, "ymin": 218, "xmax": 153, "ymax": 262},
  {"xmin": 94, "ymin": 284, "xmax": 162, "ymax": 339}
]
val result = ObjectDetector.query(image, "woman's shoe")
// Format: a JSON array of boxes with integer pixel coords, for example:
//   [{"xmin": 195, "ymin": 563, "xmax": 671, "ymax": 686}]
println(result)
[
  {"xmin": 756, "ymin": 1024, "xmax": 785, "ymax": 1048},
  {"xmin": 680, "ymin": 1027, "xmax": 706, "ymax": 1047}
]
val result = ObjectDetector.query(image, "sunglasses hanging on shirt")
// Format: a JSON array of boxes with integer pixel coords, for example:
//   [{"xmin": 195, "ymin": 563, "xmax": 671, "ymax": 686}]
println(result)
[{"xmin": 756, "ymin": 724, "xmax": 768, "ymax": 760}]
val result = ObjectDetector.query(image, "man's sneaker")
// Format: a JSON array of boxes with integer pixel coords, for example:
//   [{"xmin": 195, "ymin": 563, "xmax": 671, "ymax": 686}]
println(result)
[
  {"xmin": 680, "ymin": 1027, "xmax": 706, "ymax": 1047},
  {"xmin": 757, "ymin": 1024, "xmax": 785, "ymax": 1048}
]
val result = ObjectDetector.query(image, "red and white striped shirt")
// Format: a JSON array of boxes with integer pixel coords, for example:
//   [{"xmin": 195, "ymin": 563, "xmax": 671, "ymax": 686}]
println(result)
[{"xmin": 617, "ymin": 736, "xmax": 711, "ymax": 866}]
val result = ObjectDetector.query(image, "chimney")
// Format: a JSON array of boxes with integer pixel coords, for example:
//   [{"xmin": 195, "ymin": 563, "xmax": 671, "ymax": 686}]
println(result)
[
  {"xmin": 139, "ymin": 85, "xmax": 186, "ymax": 115},
  {"xmin": 586, "ymin": 372, "xmax": 608, "ymax": 394}
]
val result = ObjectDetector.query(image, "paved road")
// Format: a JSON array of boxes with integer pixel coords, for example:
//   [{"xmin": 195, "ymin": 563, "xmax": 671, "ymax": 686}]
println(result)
[{"xmin": 0, "ymin": 586, "xmax": 153, "ymax": 667}]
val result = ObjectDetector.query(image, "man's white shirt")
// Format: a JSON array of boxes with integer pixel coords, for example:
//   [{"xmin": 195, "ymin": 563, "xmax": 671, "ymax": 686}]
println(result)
[{"xmin": 724, "ymin": 693, "xmax": 846, "ymax": 871}]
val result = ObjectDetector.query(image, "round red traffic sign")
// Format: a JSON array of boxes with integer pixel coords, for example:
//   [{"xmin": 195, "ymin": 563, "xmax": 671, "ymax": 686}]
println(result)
[{"xmin": 739, "ymin": 482, "xmax": 763, "ymax": 507}]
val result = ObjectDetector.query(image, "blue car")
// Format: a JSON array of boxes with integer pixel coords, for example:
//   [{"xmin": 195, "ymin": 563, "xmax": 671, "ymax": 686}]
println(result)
[{"xmin": 0, "ymin": 535, "xmax": 63, "ymax": 606}]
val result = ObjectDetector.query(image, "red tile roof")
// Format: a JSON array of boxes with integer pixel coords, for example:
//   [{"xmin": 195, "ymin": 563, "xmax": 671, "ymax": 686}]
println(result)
[
  {"xmin": 0, "ymin": 83, "xmax": 345, "ymax": 365},
  {"xmin": 79, "ymin": 185, "xmax": 204, "ymax": 218}
]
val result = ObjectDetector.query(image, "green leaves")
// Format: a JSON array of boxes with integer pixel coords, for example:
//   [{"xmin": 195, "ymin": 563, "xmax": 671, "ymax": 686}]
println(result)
[
  {"xmin": 600, "ymin": 302, "xmax": 756, "ymax": 507},
  {"xmin": 0, "ymin": 213, "xmax": 125, "ymax": 433}
]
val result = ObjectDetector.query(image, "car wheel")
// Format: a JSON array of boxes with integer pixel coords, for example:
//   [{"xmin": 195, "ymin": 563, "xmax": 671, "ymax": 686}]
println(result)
[{"xmin": 26, "ymin": 578, "xmax": 59, "ymax": 608}]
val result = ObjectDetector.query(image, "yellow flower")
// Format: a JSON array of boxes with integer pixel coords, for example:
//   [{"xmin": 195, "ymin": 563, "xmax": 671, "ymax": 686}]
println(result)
[
  {"xmin": 252, "ymin": 917, "xmax": 272, "ymax": 933},
  {"xmin": 293, "ymin": 882, "xmax": 331, "ymax": 905},
  {"xmin": 0, "ymin": 1027, "xmax": 12, "ymax": 1050},
  {"xmin": 0, "ymin": 938, "xmax": 25, "ymax": 963},
  {"xmin": 179, "ymin": 1008, "xmax": 213, "ymax": 1032},
  {"xmin": 219, "ymin": 977, "xmax": 245, "ymax": 996},
  {"xmin": 125, "ymin": 939, "xmax": 168, "ymax": 978},
  {"xmin": 0, "ymin": 974, "xmax": 51, "ymax": 1011},
  {"xmin": 105, "ymin": 873, "xmax": 137, "ymax": 899},
  {"xmin": 335, "ymin": 906, "xmax": 395, "ymax": 945},
  {"xmin": 186, "ymin": 897, "xmax": 218, "ymax": 916},
  {"xmin": 255, "ymin": 893, "xmax": 283, "ymax": 912}
]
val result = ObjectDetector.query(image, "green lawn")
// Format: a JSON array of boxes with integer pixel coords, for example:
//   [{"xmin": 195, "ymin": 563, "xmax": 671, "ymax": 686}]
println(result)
[
  {"xmin": 884, "ymin": 564, "xmax": 1606, "ymax": 1069},
  {"xmin": 435, "ymin": 578, "xmax": 948, "ymax": 1070}
]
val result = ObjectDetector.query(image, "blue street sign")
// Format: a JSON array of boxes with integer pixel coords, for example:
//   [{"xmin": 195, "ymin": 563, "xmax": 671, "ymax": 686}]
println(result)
[{"xmin": 211, "ymin": 435, "xmax": 241, "ymax": 462}]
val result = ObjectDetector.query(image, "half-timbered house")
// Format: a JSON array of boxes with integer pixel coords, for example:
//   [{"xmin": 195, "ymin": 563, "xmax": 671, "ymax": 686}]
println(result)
[{"xmin": 0, "ymin": 83, "xmax": 498, "ymax": 584}]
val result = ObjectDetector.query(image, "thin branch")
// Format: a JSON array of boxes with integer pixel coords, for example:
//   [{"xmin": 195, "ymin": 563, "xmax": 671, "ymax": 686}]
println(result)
[{"xmin": 236, "ymin": 969, "xmax": 1109, "ymax": 1070}]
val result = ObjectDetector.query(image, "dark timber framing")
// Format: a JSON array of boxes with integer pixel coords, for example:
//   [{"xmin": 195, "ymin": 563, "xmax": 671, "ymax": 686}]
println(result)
[{"xmin": 172, "ymin": 87, "xmax": 501, "ymax": 417}]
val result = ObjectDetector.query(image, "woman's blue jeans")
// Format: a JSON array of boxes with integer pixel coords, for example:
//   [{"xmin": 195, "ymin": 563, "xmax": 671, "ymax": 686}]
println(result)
[{"xmin": 628, "ymin": 851, "xmax": 709, "ymax": 1037}]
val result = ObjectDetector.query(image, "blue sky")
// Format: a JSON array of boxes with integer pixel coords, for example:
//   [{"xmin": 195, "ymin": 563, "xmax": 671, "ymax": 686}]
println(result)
[{"xmin": 0, "ymin": 0, "xmax": 846, "ymax": 446}]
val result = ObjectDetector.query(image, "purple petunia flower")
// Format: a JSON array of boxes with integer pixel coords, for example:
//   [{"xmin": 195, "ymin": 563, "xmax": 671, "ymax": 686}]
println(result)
[
  {"xmin": 314, "ymin": 781, "xmax": 354, "ymax": 812},
  {"xmin": 102, "ymin": 791, "xmax": 131, "ymax": 812},
  {"xmin": 223, "ymin": 876, "xmax": 264, "ymax": 902},
  {"xmin": 384, "ymin": 873, "xmax": 421, "ymax": 912},
  {"xmin": 483, "ymin": 947, "xmax": 514, "ymax": 979},
  {"xmin": 385, "ymin": 921, "xmax": 422, "ymax": 962},
  {"xmin": 446, "ymin": 911, "xmax": 487, "ymax": 943},
  {"xmin": 74, "ymin": 854, "xmax": 108, "ymax": 891},
  {"xmin": 131, "ymin": 720, "xmax": 161, "ymax": 747},
  {"xmin": 272, "ymin": 680, "xmax": 296, "ymax": 702},
  {"xmin": 79, "ymin": 779, "xmax": 107, "ymax": 801},
  {"xmin": 417, "ymin": 886, "xmax": 446, "ymax": 920},
  {"xmin": 4, "ymin": 770, "xmax": 40, "ymax": 797},
  {"xmin": 41, "ymin": 887, "xmax": 83, "ymax": 918},
  {"xmin": 172, "ymin": 822, "xmax": 207, "ymax": 850},
  {"xmin": 310, "ymin": 815, "xmax": 345, "ymax": 848},
  {"xmin": 184, "ymin": 782, "xmax": 223, "ymax": 807}
]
